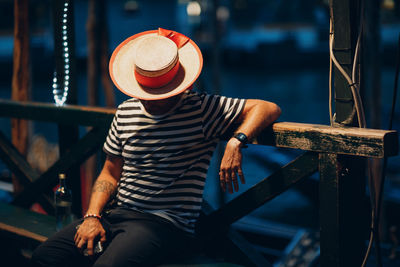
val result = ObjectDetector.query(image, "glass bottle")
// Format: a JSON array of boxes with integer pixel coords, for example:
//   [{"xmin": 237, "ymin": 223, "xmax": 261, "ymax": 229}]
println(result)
[{"xmin": 54, "ymin": 173, "xmax": 72, "ymax": 231}]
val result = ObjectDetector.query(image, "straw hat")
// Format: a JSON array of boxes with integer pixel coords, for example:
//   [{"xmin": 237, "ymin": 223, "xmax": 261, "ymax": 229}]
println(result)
[{"xmin": 109, "ymin": 28, "xmax": 203, "ymax": 100}]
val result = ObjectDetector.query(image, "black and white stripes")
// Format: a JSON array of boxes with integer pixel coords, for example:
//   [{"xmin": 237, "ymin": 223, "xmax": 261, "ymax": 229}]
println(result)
[{"xmin": 103, "ymin": 91, "xmax": 245, "ymax": 233}]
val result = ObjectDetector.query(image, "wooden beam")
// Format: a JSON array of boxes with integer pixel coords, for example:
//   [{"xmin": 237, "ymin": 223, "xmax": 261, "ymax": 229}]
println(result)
[
  {"xmin": 256, "ymin": 122, "xmax": 398, "ymax": 158},
  {"xmin": 0, "ymin": 130, "xmax": 55, "ymax": 214},
  {"xmin": 13, "ymin": 127, "xmax": 108, "ymax": 208},
  {"xmin": 198, "ymin": 152, "xmax": 318, "ymax": 230},
  {"xmin": 0, "ymin": 131, "xmax": 39, "ymax": 185},
  {"xmin": 0, "ymin": 202, "xmax": 55, "ymax": 245},
  {"xmin": 0, "ymin": 99, "xmax": 115, "ymax": 127}
]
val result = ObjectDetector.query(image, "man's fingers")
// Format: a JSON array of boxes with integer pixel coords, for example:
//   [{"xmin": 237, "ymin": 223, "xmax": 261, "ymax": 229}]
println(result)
[
  {"xmin": 238, "ymin": 169, "xmax": 245, "ymax": 184},
  {"xmin": 74, "ymin": 236, "xmax": 82, "ymax": 246},
  {"xmin": 76, "ymin": 238, "xmax": 87, "ymax": 250},
  {"xmin": 86, "ymin": 239, "xmax": 94, "ymax": 256},
  {"xmin": 232, "ymin": 175, "xmax": 239, "ymax": 192},
  {"xmin": 219, "ymin": 170, "xmax": 226, "ymax": 192},
  {"xmin": 225, "ymin": 170, "xmax": 233, "ymax": 194},
  {"xmin": 100, "ymin": 233, "xmax": 107, "ymax": 243}
]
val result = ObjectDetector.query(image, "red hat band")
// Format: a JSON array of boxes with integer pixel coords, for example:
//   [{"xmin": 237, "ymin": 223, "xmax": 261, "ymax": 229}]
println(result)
[
  {"xmin": 134, "ymin": 60, "xmax": 180, "ymax": 88},
  {"xmin": 133, "ymin": 28, "xmax": 189, "ymax": 89}
]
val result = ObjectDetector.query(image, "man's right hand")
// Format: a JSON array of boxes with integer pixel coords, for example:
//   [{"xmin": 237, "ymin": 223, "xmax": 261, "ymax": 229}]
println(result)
[{"xmin": 74, "ymin": 218, "xmax": 106, "ymax": 256}]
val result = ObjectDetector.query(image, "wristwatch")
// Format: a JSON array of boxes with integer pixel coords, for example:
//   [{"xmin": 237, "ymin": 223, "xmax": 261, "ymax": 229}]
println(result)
[{"xmin": 233, "ymin": 132, "xmax": 248, "ymax": 147}]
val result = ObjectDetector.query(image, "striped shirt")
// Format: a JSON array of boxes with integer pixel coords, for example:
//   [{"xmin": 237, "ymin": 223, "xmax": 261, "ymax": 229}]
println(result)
[{"xmin": 103, "ymin": 91, "xmax": 246, "ymax": 233}]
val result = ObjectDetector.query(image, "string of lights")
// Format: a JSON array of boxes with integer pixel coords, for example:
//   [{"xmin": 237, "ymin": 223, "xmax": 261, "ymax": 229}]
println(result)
[{"xmin": 52, "ymin": 0, "xmax": 70, "ymax": 106}]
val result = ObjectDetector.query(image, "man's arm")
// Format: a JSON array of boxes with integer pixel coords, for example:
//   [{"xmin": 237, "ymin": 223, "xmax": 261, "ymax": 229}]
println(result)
[
  {"xmin": 74, "ymin": 155, "xmax": 123, "ymax": 256},
  {"xmin": 219, "ymin": 99, "xmax": 281, "ymax": 193}
]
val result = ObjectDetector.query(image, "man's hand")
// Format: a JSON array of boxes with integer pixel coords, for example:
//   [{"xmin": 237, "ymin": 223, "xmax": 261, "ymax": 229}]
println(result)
[
  {"xmin": 219, "ymin": 138, "xmax": 246, "ymax": 193},
  {"xmin": 74, "ymin": 218, "xmax": 106, "ymax": 256}
]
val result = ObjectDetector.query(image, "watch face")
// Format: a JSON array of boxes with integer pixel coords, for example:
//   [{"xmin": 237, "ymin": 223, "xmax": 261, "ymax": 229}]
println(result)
[{"xmin": 235, "ymin": 133, "xmax": 248, "ymax": 143}]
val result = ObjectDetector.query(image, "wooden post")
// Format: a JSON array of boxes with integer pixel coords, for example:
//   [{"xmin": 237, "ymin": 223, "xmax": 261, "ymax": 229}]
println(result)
[
  {"xmin": 12, "ymin": 0, "xmax": 31, "ymax": 194},
  {"xmin": 52, "ymin": 0, "xmax": 81, "ymax": 217},
  {"xmin": 319, "ymin": 153, "xmax": 367, "ymax": 266},
  {"xmin": 84, "ymin": 0, "xmax": 114, "ymax": 213},
  {"xmin": 322, "ymin": 0, "xmax": 367, "ymax": 266},
  {"xmin": 84, "ymin": 0, "xmax": 100, "ymax": 213},
  {"xmin": 87, "ymin": 0, "xmax": 114, "ymax": 108}
]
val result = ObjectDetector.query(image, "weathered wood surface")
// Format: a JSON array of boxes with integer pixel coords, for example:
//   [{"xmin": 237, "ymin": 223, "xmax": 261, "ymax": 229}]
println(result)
[
  {"xmin": 257, "ymin": 122, "xmax": 398, "ymax": 158},
  {"xmin": 198, "ymin": 152, "xmax": 318, "ymax": 231},
  {"xmin": 0, "ymin": 99, "xmax": 115, "ymax": 127},
  {"xmin": 0, "ymin": 202, "xmax": 55, "ymax": 245}
]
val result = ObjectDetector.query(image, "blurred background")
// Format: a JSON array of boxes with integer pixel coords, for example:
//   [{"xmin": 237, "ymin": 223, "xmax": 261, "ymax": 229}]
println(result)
[{"xmin": 1, "ymin": 0, "xmax": 400, "ymax": 265}]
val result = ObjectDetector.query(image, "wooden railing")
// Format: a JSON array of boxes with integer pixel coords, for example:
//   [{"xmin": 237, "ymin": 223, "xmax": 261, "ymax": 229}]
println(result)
[{"xmin": 0, "ymin": 99, "xmax": 398, "ymax": 267}]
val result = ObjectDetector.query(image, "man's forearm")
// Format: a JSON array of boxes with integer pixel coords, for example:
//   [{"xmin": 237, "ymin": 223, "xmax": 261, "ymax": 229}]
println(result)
[
  {"xmin": 85, "ymin": 155, "xmax": 122, "ymax": 216},
  {"xmin": 85, "ymin": 178, "xmax": 117, "ymax": 215},
  {"xmin": 235, "ymin": 99, "xmax": 281, "ymax": 141}
]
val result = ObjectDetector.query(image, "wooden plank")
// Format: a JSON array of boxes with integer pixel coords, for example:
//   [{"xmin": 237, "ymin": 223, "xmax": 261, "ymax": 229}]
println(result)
[
  {"xmin": 0, "ymin": 99, "xmax": 115, "ymax": 127},
  {"xmin": 0, "ymin": 130, "xmax": 55, "ymax": 214},
  {"xmin": 0, "ymin": 202, "xmax": 55, "ymax": 244},
  {"xmin": 256, "ymin": 122, "xmax": 398, "ymax": 158},
  {"xmin": 0, "ymin": 223, "xmax": 48, "ymax": 244},
  {"xmin": 13, "ymin": 127, "xmax": 108, "ymax": 208},
  {"xmin": 198, "ymin": 152, "xmax": 318, "ymax": 230},
  {"xmin": 319, "ymin": 153, "xmax": 366, "ymax": 267}
]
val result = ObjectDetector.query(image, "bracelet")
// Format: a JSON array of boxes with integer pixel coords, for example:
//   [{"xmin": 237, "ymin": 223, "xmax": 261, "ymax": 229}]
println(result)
[{"xmin": 83, "ymin": 213, "xmax": 102, "ymax": 220}]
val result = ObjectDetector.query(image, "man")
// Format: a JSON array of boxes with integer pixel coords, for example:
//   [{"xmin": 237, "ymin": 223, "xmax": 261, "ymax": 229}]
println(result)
[{"xmin": 32, "ymin": 28, "xmax": 281, "ymax": 266}]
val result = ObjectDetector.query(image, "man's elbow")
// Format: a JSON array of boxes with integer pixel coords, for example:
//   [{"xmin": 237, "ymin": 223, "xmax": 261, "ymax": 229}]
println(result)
[
  {"xmin": 262, "ymin": 101, "xmax": 281, "ymax": 122},
  {"xmin": 270, "ymin": 102, "xmax": 281, "ymax": 121}
]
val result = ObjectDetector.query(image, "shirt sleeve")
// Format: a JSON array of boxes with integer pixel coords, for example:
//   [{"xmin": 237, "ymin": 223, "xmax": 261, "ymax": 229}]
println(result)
[
  {"xmin": 103, "ymin": 108, "xmax": 122, "ymax": 157},
  {"xmin": 201, "ymin": 94, "xmax": 246, "ymax": 140}
]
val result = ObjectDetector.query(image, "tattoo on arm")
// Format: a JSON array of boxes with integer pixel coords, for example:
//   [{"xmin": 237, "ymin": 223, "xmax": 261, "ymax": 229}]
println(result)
[{"xmin": 92, "ymin": 180, "xmax": 116, "ymax": 196}]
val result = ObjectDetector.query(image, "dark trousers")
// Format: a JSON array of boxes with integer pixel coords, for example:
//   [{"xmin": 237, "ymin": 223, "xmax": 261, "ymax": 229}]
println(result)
[{"xmin": 31, "ymin": 207, "xmax": 195, "ymax": 267}]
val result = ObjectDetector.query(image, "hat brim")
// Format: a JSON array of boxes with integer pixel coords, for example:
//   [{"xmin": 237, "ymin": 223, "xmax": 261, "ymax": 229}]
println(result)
[{"xmin": 109, "ymin": 30, "xmax": 203, "ymax": 100}]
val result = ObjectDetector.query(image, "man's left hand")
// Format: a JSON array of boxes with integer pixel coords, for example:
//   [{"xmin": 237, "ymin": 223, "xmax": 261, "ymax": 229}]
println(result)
[{"xmin": 219, "ymin": 138, "xmax": 246, "ymax": 193}]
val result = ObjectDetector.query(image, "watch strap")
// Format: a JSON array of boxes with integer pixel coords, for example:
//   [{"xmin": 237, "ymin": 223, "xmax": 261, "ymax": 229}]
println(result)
[{"xmin": 233, "ymin": 132, "xmax": 248, "ymax": 147}]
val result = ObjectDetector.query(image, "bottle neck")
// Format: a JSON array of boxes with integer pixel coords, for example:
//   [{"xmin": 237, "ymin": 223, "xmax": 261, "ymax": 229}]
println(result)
[{"xmin": 59, "ymin": 178, "xmax": 67, "ymax": 187}]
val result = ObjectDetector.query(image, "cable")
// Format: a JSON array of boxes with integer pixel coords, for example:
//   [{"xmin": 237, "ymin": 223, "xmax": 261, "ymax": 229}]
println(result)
[
  {"xmin": 329, "ymin": 24, "xmax": 366, "ymax": 128},
  {"xmin": 329, "ymin": 21, "xmax": 366, "ymax": 128},
  {"xmin": 328, "ymin": 1, "xmax": 384, "ymax": 266},
  {"xmin": 361, "ymin": 29, "xmax": 400, "ymax": 267},
  {"xmin": 371, "ymin": 33, "xmax": 400, "ymax": 266},
  {"xmin": 329, "ymin": 22, "xmax": 334, "ymax": 126}
]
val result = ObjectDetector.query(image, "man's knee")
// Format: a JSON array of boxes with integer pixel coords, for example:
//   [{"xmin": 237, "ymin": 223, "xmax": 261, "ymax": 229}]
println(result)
[{"xmin": 31, "ymin": 244, "xmax": 51, "ymax": 267}]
